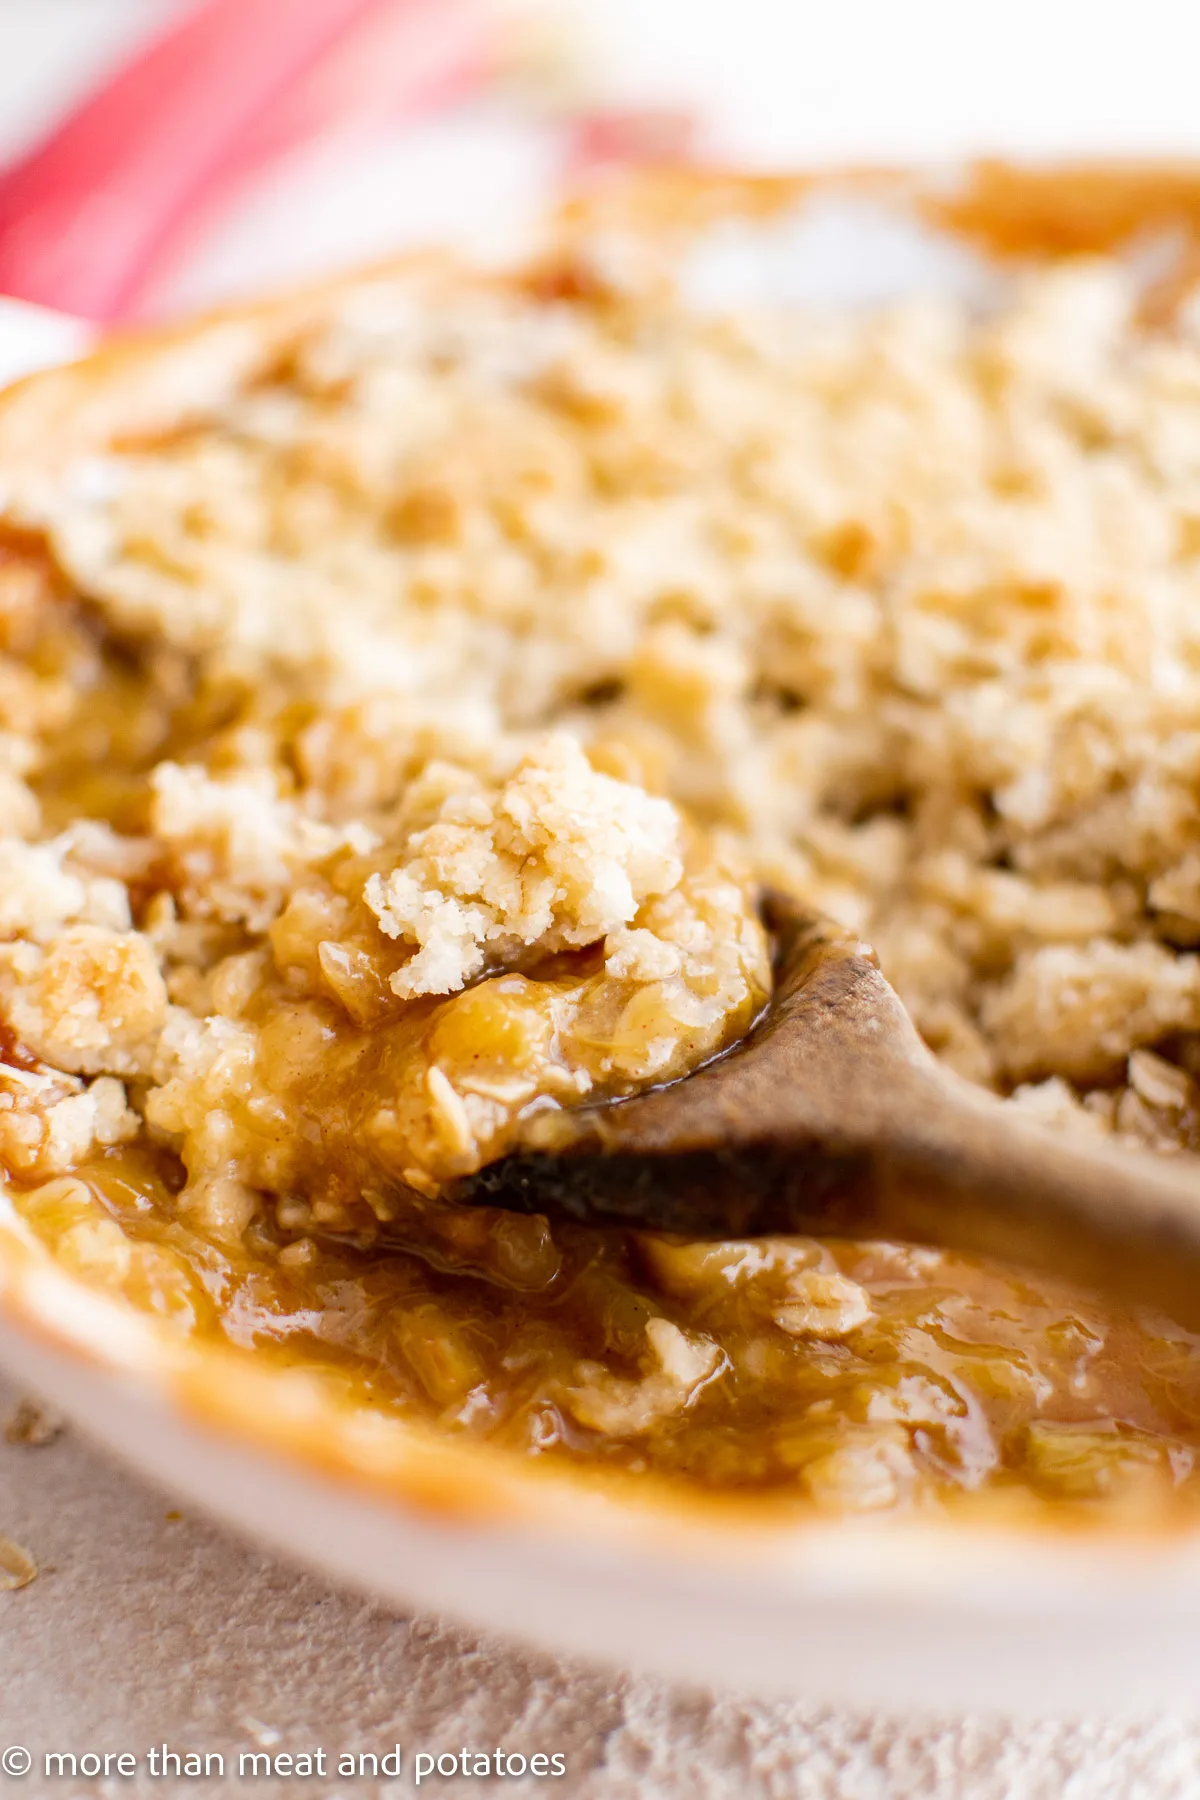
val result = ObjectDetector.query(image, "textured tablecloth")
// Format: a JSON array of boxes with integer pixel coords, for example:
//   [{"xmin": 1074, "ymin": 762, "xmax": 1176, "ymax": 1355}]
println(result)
[{"xmin": 2, "ymin": 1372, "xmax": 1200, "ymax": 1800}]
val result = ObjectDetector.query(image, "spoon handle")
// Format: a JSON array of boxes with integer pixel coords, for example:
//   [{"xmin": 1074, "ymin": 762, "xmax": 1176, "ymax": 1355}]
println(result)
[
  {"xmin": 473, "ymin": 1084, "xmax": 1200, "ymax": 1327},
  {"xmin": 860, "ymin": 1067, "xmax": 1200, "ymax": 1329},
  {"xmin": 461, "ymin": 904, "xmax": 1200, "ymax": 1326}
]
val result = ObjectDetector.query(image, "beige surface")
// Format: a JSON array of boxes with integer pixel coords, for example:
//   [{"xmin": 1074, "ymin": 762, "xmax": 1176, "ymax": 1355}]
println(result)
[{"xmin": 0, "ymin": 1377, "xmax": 1198, "ymax": 1798}]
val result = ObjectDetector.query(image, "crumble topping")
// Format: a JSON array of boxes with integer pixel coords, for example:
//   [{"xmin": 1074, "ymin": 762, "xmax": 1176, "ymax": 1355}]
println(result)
[
  {"xmin": 0, "ymin": 1069, "xmax": 136, "ymax": 1180},
  {"xmin": 359, "ymin": 735, "xmax": 684, "ymax": 998},
  {"xmin": 0, "ymin": 928, "xmax": 167, "ymax": 1077},
  {"xmin": 148, "ymin": 763, "xmax": 349, "ymax": 932}
]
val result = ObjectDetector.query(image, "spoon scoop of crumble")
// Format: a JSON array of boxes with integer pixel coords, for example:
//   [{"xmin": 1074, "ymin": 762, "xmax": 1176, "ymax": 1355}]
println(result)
[{"xmin": 455, "ymin": 893, "xmax": 1200, "ymax": 1330}]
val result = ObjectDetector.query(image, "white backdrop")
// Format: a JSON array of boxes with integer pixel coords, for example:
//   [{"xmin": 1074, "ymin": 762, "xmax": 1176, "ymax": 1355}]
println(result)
[{"xmin": 2, "ymin": 0, "xmax": 1200, "ymax": 315}]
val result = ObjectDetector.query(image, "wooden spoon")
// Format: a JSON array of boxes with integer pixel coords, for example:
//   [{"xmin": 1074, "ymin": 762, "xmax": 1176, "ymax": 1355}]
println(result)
[{"xmin": 455, "ymin": 893, "xmax": 1200, "ymax": 1329}]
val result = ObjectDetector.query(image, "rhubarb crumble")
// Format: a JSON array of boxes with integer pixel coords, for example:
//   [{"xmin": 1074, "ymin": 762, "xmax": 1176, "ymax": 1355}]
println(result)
[{"xmin": 6, "ymin": 209, "xmax": 1200, "ymax": 1518}]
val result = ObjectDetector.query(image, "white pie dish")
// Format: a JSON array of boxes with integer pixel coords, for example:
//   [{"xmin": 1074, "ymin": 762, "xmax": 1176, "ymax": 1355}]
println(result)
[{"xmin": 5, "ymin": 167, "xmax": 1200, "ymax": 1718}]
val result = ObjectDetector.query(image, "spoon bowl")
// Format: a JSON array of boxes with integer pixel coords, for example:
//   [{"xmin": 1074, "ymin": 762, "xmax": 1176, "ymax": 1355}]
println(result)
[{"xmin": 458, "ymin": 893, "xmax": 1200, "ymax": 1329}]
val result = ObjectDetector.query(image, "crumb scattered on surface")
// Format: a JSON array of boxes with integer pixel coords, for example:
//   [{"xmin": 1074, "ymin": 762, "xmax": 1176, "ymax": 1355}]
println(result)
[
  {"xmin": 4, "ymin": 1397, "xmax": 64, "ymax": 1447},
  {"xmin": 0, "ymin": 1534, "xmax": 37, "ymax": 1589}
]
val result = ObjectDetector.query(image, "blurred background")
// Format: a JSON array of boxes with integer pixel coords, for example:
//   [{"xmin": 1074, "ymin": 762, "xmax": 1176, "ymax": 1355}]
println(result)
[{"xmin": 3, "ymin": 0, "xmax": 1200, "ymax": 328}]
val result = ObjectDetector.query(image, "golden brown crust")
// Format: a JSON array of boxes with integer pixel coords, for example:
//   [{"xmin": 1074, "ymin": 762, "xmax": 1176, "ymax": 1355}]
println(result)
[{"xmin": 0, "ymin": 251, "xmax": 463, "ymax": 482}]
